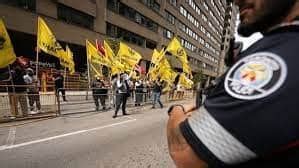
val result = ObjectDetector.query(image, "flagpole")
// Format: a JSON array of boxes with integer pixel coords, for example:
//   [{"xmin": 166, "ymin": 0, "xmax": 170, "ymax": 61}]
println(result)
[
  {"xmin": 95, "ymin": 39, "xmax": 102, "ymax": 78},
  {"xmin": 64, "ymin": 66, "xmax": 67, "ymax": 88},
  {"xmin": 36, "ymin": 46, "xmax": 39, "ymax": 78},
  {"xmin": 36, "ymin": 19, "xmax": 40, "ymax": 80},
  {"xmin": 86, "ymin": 49, "xmax": 90, "ymax": 100}
]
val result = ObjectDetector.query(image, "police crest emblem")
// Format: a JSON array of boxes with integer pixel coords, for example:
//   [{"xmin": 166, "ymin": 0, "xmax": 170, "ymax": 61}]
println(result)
[{"xmin": 225, "ymin": 52, "xmax": 287, "ymax": 100}]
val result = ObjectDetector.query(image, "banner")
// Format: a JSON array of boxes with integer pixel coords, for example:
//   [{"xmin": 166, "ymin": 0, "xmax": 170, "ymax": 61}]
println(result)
[
  {"xmin": 37, "ymin": 17, "xmax": 65, "ymax": 59},
  {"xmin": 0, "ymin": 19, "xmax": 16, "ymax": 68}
]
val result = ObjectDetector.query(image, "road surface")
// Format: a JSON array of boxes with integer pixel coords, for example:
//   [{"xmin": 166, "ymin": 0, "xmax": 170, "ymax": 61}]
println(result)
[{"xmin": 0, "ymin": 99, "xmax": 192, "ymax": 168}]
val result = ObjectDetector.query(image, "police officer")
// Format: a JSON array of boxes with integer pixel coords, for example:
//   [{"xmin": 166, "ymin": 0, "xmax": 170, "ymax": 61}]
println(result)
[{"xmin": 166, "ymin": 0, "xmax": 299, "ymax": 167}]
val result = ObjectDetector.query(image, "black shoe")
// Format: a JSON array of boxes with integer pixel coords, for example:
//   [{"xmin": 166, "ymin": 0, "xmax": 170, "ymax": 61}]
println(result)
[
  {"xmin": 112, "ymin": 115, "xmax": 117, "ymax": 118},
  {"xmin": 123, "ymin": 113, "xmax": 129, "ymax": 115},
  {"xmin": 151, "ymin": 106, "xmax": 155, "ymax": 109}
]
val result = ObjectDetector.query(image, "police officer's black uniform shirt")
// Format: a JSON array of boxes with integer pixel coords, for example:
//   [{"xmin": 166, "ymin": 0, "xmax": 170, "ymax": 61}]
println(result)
[{"xmin": 180, "ymin": 24, "xmax": 299, "ymax": 167}]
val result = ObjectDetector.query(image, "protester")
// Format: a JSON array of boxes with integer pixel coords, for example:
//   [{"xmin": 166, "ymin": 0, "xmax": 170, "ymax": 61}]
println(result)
[
  {"xmin": 9, "ymin": 64, "xmax": 28, "ymax": 117},
  {"xmin": 92, "ymin": 77, "xmax": 108, "ymax": 111},
  {"xmin": 167, "ymin": 0, "xmax": 299, "ymax": 167},
  {"xmin": 113, "ymin": 73, "xmax": 130, "ymax": 118},
  {"xmin": 152, "ymin": 80, "xmax": 163, "ymax": 109},
  {"xmin": 168, "ymin": 83, "xmax": 176, "ymax": 100},
  {"xmin": 54, "ymin": 72, "xmax": 66, "ymax": 102},
  {"xmin": 24, "ymin": 68, "xmax": 41, "ymax": 114},
  {"xmin": 135, "ymin": 79, "xmax": 144, "ymax": 106}
]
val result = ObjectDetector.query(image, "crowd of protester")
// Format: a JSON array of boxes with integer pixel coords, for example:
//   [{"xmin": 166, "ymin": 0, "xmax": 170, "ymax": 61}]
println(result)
[{"xmin": 0, "ymin": 60, "xmax": 199, "ymax": 119}]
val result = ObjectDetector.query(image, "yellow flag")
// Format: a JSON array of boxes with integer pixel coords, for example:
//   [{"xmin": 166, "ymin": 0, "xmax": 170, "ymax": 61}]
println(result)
[
  {"xmin": 66, "ymin": 45, "xmax": 75, "ymax": 74},
  {"xmin": 118, "ymin": 42, "xmax": 142, "ymax": 68},
  {"xmin": 160, "ymin": 68, "xmax": 177, "ymax": 84},
  {"xmin": 182, "ymin": 62, "xmax": 192, "ymax": 77},
  {"xmin": 0, "ymin": 19, "xmax": 16, "ymax": 68},
  {"xmin": 151, "ymin": 48, "xmax": 165, "ymax": 65},
  {"xmin": 104, "ymin": 40, "xmax": 124, "ymax": 74},
  {"xmin": 166, "ymin": 37, "xmax": 188, "ymax": 63},
  {"xmin": 166, "ymin": 37, "xmax": 192, "ymax": 77},
  {"xmin": 179, "ymin": 73, "xmax": 193, "ymax": 89},
  {"xmin": 37, "ymin": 17, "xmax": 65, "ymax": 59},
  {"xmin": 90, "ymin": 63, "xmax": 103, "ymax": 77},
  {"xmin": 86, "ymin": 40, "xmax": 110, "ymax": 67}
]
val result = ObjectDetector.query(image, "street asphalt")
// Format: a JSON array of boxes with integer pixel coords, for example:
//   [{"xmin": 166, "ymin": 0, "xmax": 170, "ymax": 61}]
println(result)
[{"xmin": 0, "ymin": 99, "xmax": 193, "ymax": 168}]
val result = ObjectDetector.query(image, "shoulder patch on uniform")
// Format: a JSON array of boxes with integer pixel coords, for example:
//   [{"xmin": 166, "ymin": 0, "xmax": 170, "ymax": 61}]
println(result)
[{"xmin": 224, "ymin": 52, "xmax": 287, "ymax": 100}]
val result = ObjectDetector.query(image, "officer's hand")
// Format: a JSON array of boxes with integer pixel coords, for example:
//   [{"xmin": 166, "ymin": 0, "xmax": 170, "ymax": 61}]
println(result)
[{"xmin": 184, "ymin": 103, "xmax": 197, "ymax": 117}]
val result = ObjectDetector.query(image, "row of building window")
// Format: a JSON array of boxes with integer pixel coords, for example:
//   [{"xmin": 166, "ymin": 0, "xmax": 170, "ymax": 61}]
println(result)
[
  {"xmin": 181, "ymin": 38, "xmax": 197, "ymax": 52},
  {"xmin": 139, "ymin": 0, "xmax": 160, "ymax": 13},
  {"xmin": 165, "ymin": 11, "xmax": 175, "ymax": 25},
  {"xmin": 189, "ymin": 56, "xmax": 218, "ymax": 73},
  {"xmin": 163, "ymin": 28, "xmax": 174, "ymax": 39},
  {"xmin": 106, "ymin": 22, "xmax": 157, "ymax": 50},
  {"xmin": 179, "ymin": 6, "xmax": 200, "ymax": 29},
  {"xmin": 201, "ymin": 50, "xmax": 219, "ymax": 64},
  {"xmin": 210, "ymin": 0, "xmax": 224, "ymax": 21},
  {"xmin": 57, "ymin": 4, "xmax": 94, "ymax": 30},
  {"xmin": 0, "ymin": 0, "xmax": 36, "ymax": 11},
  {"xmin": 108, "ymin": 1, "xmax": 159, "ymax": 32},
  {"xmin": 169, "ymin": 0, "xmax": 177, "ymax": 7},
  {"xmin": 1, "ymin": 0, "xmax": 95, "ymax": 30},
  {"xmin": 183, "ymin": 2, "xmax": 221, "ymax": 46},
  {"xmin": 177, "ymin": 20, "xmax": 220, "ymax": 56},
  {"xmin": 202, "ymin": 1, "xmax": 223, "ymax": 31}
]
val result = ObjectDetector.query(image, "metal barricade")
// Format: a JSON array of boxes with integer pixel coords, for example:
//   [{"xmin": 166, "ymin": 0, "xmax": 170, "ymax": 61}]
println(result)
[
  {"xmin": 0, "ymin": 85, "xmax": 58, "ymax": 122},
  {"xmin": 0, "ymin": 85, "xmax": 196, "ymax": 120},
  {"xmin": 57, "ymin": 88, "xmax": 114, "ymax": 115}
]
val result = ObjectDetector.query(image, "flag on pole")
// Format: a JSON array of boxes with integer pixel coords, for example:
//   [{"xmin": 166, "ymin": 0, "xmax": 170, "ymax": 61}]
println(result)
[
  {"xmin": 178, "ymin": 73, "xmax": 193, "ymax": 89},
  {"xmin": 166, "ymin": 37, "xmax": 192, "ymax": 76},
  {"xmin": 86, "ymin": 40, "xmax": 110, "ymax": 67},
  {"xmin": 104, "ymin": 40, "xmax": 124, "ymax": 74},
  {"xmin": 117, "ymin": 42, "xmax": 142, "ymax": 71},
  {"xmin": 96, "ymin": 39, "xmax": 105, "ymax": 56},
  {"xmin": 90, "ymin": 63, "xmax": 103, "ymax": 77},
  {"xmin": 66, "ymin": 45, "xmax": 75, "ymax": 74},
  {"xmin": 37, "ymin": 17, "xmax": 65, "ymax": 59},
  {"xmin": 0, "ymin": 19, "xmax": 16, "ymax": 68}
]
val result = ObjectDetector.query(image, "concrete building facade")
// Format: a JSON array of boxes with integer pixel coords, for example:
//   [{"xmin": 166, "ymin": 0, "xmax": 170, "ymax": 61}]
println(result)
[
  {"xmin": 218, "ymin": 0, "xmax": 238, "ymax": 75},
  {"xmin": 0, "ymin": 0, "xmax": 235, "ymax": 78}
]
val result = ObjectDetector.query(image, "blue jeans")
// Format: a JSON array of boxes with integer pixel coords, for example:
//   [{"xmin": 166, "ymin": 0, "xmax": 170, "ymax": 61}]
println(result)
[{"xmin": 152, "ymin": 92, "xmax": 163, "ymax": 108}]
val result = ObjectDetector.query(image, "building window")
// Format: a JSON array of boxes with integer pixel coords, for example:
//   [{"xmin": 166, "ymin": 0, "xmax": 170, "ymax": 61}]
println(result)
[
  {"xmin": 0, "ymin": 0, "xmax": 36, "ymax": 11},
  {"xmin": 163, "ymin": 28, "xmax": 173, "ymax": 39},
  {"xmin": 118, "ymin": 3, "xmax": 158, "ymax": 32},
  {"xmin": 140, "ymin": 0, "xmax": 160, "ymax": 13},
  {"xmin": 165, "ymin": 11, "xmax": 175, "ymax": 24},
  {"xmin": 57, "ymin": 4, "xmax": 94, "ymax": 29},
  {"xmin": 169, "ymin": 0, "xmax": 176, "ymax": 6},
  {"xmin": 106, "ymin": 22, "xmax": 151, "ymax": 47},
  {"xmin": 107, "ymin": 0, "xmax": 119, "ymax": 12},
  {"xmin": 146, "ymin": 40, "xmax": 157, "ymax": 49}
]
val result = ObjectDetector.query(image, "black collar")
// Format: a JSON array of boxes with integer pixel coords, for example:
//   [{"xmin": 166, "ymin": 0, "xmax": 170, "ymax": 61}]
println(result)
[{"xmin": 263, "ymin": 24, "xmax": 299, "ymax": 36}]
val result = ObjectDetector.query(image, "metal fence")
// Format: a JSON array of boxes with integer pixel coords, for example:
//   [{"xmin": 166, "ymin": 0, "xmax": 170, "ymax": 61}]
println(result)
[
  {"xmin": 0, "ymin": 85, "xmax": 58, "ymax": 122},
  {"xmin": 56, "ymin": 88, "xmax": 195, "ymax": 115},
  {"xmin": 0, "ymin": 85, "xmax": 195, "ymax": 121}
]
